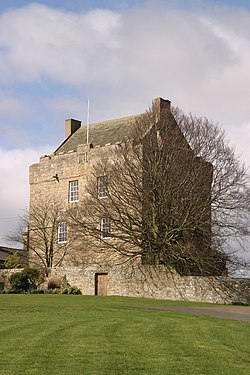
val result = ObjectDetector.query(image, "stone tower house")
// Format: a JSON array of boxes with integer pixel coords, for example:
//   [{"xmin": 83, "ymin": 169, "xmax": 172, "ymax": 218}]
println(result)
[{"xmin": 29, "ymin": 98, "xmax": 226, "ymax": 276}]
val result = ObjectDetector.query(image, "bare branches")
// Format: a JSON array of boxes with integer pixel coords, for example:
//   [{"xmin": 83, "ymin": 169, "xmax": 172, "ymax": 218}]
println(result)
[
  {"xmin": 16, "ymin": 102, "xmax": 249, "ymax": 277},
  {"xmin": 173, "ymin": 107, "xmax": 250, "ymax": 255},
  {"xmin": 9, "ymin": 198, "xmax": 70, "ymax": 274},
  {"xmin": 67, "ymin": 104, "xmax": 250, "ymax": 275}
]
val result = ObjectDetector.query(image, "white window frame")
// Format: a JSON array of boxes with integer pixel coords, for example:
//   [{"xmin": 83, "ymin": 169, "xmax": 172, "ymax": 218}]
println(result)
[
  {"xmin": 69, "ymin": 180, "xmax": 79, "ymax": 203},
  {"xmin": 100, "ymin": 217, "xmax": 111, "ymax": 239},
  {"xmin": 97, "ymin": 176, "xmax": 108, "ymax": 198},
  {"xmin": 58, "ymin": 222, "xmax": 67, "ymax": 243}
]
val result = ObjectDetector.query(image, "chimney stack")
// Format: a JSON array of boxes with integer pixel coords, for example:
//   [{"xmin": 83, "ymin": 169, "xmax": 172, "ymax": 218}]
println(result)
[
  {"xmin": 153, "ymin": 97, "xmax": 171, "ymax": 122},
  {"xmin": 65, "ymin": 119, "xmax": 81, "ymax": 138}
]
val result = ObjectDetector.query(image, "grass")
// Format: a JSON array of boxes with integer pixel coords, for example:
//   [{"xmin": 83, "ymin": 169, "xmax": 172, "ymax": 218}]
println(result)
[{"xmin": 0, "ymin": 295, "xmax": 249, "ymax": 375}]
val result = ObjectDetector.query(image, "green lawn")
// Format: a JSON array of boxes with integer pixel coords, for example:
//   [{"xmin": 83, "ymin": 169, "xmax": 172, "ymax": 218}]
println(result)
[{"xmin": 0, "ymin": 295, "xmax": 249, "ymax": 375}]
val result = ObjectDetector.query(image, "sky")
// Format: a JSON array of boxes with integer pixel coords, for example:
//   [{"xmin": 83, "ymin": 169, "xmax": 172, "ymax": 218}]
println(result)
[{"xmin": 0, "ymin": 0, "xmax": 250, "ymax": 245}]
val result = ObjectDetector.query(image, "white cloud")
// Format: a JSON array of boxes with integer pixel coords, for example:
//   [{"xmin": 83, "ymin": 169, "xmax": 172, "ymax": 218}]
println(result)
[
  {"xmin": 0, "ymin": 2, "xmax": 250, "ymax": 132},
  {"xmin": 0, "ymin": 4, "xmax": 120, "ymax": 85},
  {"xmin": 227, "ymin": 122, "xmax": 250, "ymax": 167},
  {"xmin": 0, "ymin": 146, "xmax": 51, "ymax": 245},
  {"xmin": 1, "ymin": 1, "xmax": 250, "ymax": 243}
]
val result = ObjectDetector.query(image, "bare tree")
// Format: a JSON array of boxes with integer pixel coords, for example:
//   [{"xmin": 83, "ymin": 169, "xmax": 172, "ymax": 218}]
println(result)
[
  {"xmin": 174, "ymin": 108, "xmax": 250, "ymax": 273},
  {"xmin": 9, "ymin": 199, "xmax": 70, "ymax": 275},
  {"xmin": 68, "ymin": 103, "xmax": 250, "ymax": 276}
]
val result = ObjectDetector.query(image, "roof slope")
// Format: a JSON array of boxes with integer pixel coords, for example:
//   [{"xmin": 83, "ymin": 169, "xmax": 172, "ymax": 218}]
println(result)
[
  {"xmin": 55, "ymin": 114, "xmax": 141, "ymax": 154},
  {"xmin": 0, "ymin": 246, "xmax": 23, "ymax": 261}
]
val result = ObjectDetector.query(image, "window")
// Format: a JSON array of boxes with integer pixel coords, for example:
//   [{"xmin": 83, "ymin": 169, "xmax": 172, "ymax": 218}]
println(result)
[
  {"xmin": 97, "ymin": 176, "xmax": 108, "ymax": 198},
  {"xmin": 100, "ymin": 217, "xmax": 111, "ymax": 239},
  {"xmin": 69, "ymin": 180, "xmax": 78, "ymax": 202},
  {"xmin": 58, "ymin": 222, "xmax": 67, "ymax": 243}
]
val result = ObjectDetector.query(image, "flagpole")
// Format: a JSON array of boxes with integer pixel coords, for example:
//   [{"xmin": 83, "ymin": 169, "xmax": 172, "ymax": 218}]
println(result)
[{"xmin": 86, "ymin": 98, "xmax": 90, "ymax": 144}]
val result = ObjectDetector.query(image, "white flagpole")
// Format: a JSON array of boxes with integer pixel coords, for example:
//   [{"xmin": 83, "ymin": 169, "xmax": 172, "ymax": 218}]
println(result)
[{"xmin": 86, "ymin": 98, "xmax": 90, "ymax": 144}]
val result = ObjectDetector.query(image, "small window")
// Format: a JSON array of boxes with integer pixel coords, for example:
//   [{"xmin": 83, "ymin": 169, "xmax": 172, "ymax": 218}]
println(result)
[
  {"xmin": 97, "ymin": 176, "xmax": 108, "ymax": 198},
  {"xmin": 78, "ymin": 152, "xmax": 88, "ymax": 164},
  {"xmin": 83, "ymin": 152, "xmax": 88, "ymax": 163},
  {"xmin": 58, "ymin": 222, "xmax": 67, "ymax": 243},
  {"xmin": 100, "ymin": 217, "xmax": 111, "ymax": 239},
  {"xmin": 69, "ymin": 180, "xmax": 78, "ymax": 202}
]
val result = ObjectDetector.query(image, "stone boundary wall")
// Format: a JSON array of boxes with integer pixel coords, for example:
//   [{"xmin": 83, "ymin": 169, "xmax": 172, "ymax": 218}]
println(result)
[
  {"xmin": 1, "ymin": 266, "xmax": 249, "ymax": 304},
  {"xmin": 48, "ymin": 265, "xmax": 250, "ymax": 304},
  {"xmin": 0, "ymin": 268, "xmax": 23, "ymax": 290}
]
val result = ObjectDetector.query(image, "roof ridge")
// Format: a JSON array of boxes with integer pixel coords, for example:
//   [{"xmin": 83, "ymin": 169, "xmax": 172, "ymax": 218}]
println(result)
[{"xmin": 84, "ymin": 113, "xmax": 143, "ymax": 128}]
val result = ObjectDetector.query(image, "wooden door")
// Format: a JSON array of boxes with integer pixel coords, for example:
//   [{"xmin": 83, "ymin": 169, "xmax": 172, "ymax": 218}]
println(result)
[{"xmin": 95, "ymin": 273, "xmax": 108, "ymax": 296}]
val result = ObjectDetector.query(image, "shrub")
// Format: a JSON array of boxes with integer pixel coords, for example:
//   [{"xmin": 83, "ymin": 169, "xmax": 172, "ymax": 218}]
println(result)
[
  {"xmin": 22, "ymin": 267, "xmax": 40, "ymax": 285},
  {"xmin": 0, "ymin": 282, "xmax": 5, "ymax": 293},
  {"xmin": 8, "ymin": 267, "xmax": 41, "ymax": 293},
  {"xmin": 70, "ymin": 286, "xmax": 82, "ymax": 295},
  {"xmin": 59, "ymin": 286, "xmax": 82, "ymax": 295},
  {"xmin": 231, "ymin": 301, "xmax": 249, "ymax": 306},
  {"xmin": 47, "ymin": 277, "xmax": 61, "ymax": 289},
  {"xmin": 59, "ymin": 275, "xmax": 82, "ymax": 294},
  {"xmin": 4, "ymin": 252, "xmax": 22, "ymax": 269},
  {"xmin": 43, "ymin": 275, "xmax": 81, "ymax": 294},
  {"xmin": 9, "ymin": 272, "xmax": 30, "ymax": 293}
]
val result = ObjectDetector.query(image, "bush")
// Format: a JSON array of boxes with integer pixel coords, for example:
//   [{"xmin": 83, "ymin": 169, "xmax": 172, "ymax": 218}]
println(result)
[
  {"xmin": 8, "ymin": 267, "xmax": 41, "ymax": 293},
  {"xmin": 44, "ymin": 275, "xmax": 82, "ymax": 295},
  {"xmin": 9, "ymin": 272, "xmax": 30, "ymax": 293},
  {"xmin": 4, "ymin": 252, "xmax": 22, "ymax": 269},
  {"xmin": 47, "ymin": 277, "xmax": 61, "ymax": 289},
  {"xmin": 59, "ymin": 286, "xmax": 82, "ymax": 295},
  {"xmin": 231, "ymin": 301, "xmax": 249, "ymax": 306},
  {"xmin": 60, "ymin": 275, "xmax": 82, "ymax": 294},
  {"xmin": 0, "ymin": 282, "xmax": 5, "ymax": 293},
  {"xmin": 22, "ymin": 267, "xmax": 40, "ymax": 285}
]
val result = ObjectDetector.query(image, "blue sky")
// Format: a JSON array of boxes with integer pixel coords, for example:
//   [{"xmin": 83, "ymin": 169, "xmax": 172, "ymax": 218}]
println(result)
[
  {"xmin": 1, "ymin": 1, "xmax": 250, "ymax": 12},
  {"xmin": 1, "ymin": 0, "xmax": 250, "ymax": 243}
]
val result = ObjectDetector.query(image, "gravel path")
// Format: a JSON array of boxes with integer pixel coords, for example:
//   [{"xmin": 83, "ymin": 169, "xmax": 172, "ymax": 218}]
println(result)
[{"xmin": 131, "ymin": 305, "xmax": 250, "ymax": 322}]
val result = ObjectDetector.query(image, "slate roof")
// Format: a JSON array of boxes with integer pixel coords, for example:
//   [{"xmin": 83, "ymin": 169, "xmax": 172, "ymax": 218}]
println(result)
[
  {"xmin": 54, "ymin": 114, "xmax": 142, "ymax": 154},
  {"xmin": 0, "ymin": 246, "xmax": 25, "ymax": 263}
]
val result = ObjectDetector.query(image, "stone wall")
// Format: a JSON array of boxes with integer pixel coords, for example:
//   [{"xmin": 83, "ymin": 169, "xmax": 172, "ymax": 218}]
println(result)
[
  {"xmin": 29, "ymin": 143, "xmax": 115, "ymax": 266},
  {"xmin": 0, "ymin": 268, "xmax": 23, "ymax": 290},
  {"xmin": 1, "ymin": 265, "xmax": 249, "ymax": 304},
  {"xmin": 47, "ymin": 265, "xmax": 250, "ymax": 304},
  {"xmin": 29, "ymin": 144, "xmax": 114, "ymax": 207}
]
